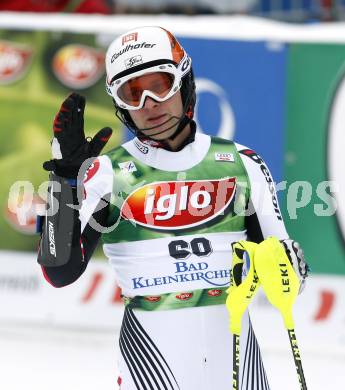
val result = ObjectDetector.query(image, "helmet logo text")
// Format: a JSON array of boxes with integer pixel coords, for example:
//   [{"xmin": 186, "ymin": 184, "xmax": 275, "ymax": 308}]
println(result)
[
  {"xmin": 125, "ymin": 55, "xmax": 143, "ymax": 69},
  {"xmin": 111, "ymin": 43, "xmax": 156, "ymax": 63},
  {"xmin": 122, "ymin": 32, "xmax": 138, "ymax": 45}
]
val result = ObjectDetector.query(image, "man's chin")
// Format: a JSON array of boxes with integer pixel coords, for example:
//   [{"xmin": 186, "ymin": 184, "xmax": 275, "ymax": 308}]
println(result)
[
  {"xmin": 141, "ymin": 123, "xmax": 178, "ymax": 140},
  {"xmin": 150, "ymin": 129, "xmax": 177, "ymax": 141}
]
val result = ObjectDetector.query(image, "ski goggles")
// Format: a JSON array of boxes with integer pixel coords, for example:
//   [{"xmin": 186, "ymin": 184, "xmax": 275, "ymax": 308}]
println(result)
[{"xmin": 107, "ymin": 61, "xmax": 188, "ymax": 110}]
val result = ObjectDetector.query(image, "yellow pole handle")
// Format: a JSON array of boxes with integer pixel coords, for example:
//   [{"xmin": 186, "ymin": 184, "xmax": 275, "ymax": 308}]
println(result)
[
  {"xmin": 226, "ymin": 240, "xmax": 260, "ymax": 335},
  {"xmin": 254, "ymin": 236, "xmax": 300, "ymax": 330}
]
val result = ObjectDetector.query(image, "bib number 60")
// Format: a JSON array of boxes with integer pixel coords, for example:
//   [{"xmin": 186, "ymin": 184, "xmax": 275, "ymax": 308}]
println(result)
[{"xmin": 168, "ymin": 237, "xmax": 212, "ymax": 260}]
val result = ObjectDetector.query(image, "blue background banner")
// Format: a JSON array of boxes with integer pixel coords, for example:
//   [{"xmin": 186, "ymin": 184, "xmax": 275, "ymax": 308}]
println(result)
[{"xmin": 180, "ymin": 38, "xmax": 287, "ymax": 182}]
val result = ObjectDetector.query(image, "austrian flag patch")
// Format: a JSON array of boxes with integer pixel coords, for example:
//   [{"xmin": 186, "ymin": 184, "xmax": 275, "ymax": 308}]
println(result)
[{"xmin": 118, "ymin": 161, "xmax": 137, "ymax": 173}]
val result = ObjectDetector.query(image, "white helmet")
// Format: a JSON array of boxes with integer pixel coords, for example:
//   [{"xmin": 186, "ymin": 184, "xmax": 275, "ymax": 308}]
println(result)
[{"xmin": 105, "ymin": 26, "xmax": 196, "ymax": 136}]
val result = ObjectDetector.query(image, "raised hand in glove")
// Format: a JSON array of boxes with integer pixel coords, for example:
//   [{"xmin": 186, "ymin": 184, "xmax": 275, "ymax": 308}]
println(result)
[
  {"xmin": 281, "ymin": 239, "xmax": 309, "ymax": 293},
  {"xmin": 43, "ymin": 93, "xmax": 112, "ymax": 179}
]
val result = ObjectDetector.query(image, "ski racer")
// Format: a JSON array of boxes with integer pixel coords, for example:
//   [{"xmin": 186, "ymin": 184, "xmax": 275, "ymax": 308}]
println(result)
[{"xmin": 38, "ymin": 26, "xmax": 308, "ymax": 389}]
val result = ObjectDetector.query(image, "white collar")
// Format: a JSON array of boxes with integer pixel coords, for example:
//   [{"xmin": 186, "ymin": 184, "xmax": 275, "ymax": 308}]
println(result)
[{"xmin": 122, "ymin": 133, "xmax": 211, "ymax": 172}]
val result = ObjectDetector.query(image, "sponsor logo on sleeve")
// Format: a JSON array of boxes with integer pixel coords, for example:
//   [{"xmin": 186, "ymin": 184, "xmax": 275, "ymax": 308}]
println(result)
[
  {"xmin": 83, "ymin": 158, "xmax": 100, "ymax": 183},
  {"xmin": 240, "ymin": 149, "xmax": 282, "ymax": 221},
  {"xmin": 52, "ymin": 44, "xmax": 105, "ymax": 89}
]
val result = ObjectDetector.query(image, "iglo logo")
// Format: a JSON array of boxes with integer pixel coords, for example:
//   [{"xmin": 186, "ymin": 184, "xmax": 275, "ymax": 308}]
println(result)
[
  {"xmin": 175, "ymin": 292, "xmax": 193, "ymax": 301},
  {"xmin": 0, "ymin": 40, "xmax": 33, "ymax": 85},
  {"xmin": 207, "ymin": 289, "xmax": 223, "ymax": 297},
  {"xmin": 120, "ymin": 177, "xmax": 236, "ymax": 230},
  {"xmin": 144, "ymin": 296, "xmax": 161, "ymax": 302},
  {"xmin": 52, "ymin": 44, "xmax": 105, "ymax": 89},
  {"xmin": 327, "ymin": 71, "xmax": 345, "ymax": 249}
]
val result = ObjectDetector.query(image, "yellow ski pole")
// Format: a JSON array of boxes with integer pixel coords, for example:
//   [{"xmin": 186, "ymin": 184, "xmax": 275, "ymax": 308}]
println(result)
[
  {"xmin": 226, "ymin": 241, "xmax": 260, "ymax": 390},
  {"xmin": 254, "ymin": 237, "xmax": 308, "ymax": 390}
]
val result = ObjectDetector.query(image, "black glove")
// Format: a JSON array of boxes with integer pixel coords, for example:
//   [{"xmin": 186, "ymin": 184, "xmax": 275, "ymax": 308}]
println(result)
[{"xmin": 43, "ymin": 93, "xmax": 112, "ymax": 179}]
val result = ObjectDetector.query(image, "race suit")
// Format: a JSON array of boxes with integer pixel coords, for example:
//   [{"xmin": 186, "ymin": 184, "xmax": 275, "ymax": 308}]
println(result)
[{"xmin": 39, "ymin": 125, "xmax": 288, "ymax": 390}]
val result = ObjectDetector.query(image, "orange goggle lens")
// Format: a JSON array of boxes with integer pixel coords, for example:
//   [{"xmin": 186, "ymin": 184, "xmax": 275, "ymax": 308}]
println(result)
[{"xmin": 118, "ymin": 72, "xmax": 175, "ymax": 107}]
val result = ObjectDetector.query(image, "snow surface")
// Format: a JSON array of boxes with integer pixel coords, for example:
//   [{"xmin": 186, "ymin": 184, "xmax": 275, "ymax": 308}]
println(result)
[{"xmin": 0, "ymin": 322, "xmax": 343, "ymax": 390}]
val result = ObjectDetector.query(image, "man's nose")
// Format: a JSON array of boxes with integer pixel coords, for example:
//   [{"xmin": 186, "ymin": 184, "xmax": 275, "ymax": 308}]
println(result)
[{"xmin": 143, "ymin": 96, "xmax": 159, "ymax": 109}]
